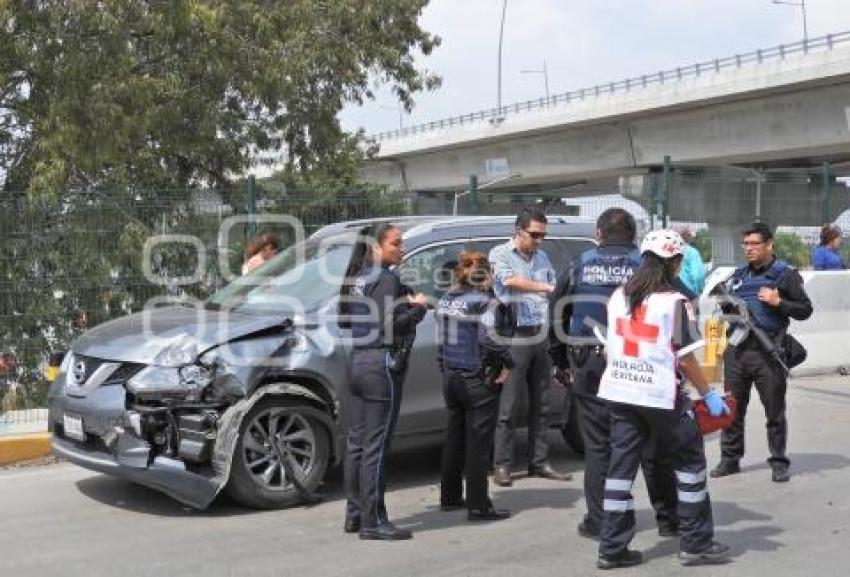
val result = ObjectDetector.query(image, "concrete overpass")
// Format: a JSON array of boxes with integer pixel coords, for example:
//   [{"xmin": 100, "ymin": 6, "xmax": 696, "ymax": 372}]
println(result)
[
  {"xmin": 364, "ymin": 31, "xmax": 850, "ymax": 193},
  {"xmin": 363, "ymin": 32, "xmax": 850, "ymax": 264}
]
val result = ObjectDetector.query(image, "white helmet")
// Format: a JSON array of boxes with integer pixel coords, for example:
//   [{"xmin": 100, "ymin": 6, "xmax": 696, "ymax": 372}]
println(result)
[{"xmin": 641, "ymin": 229, "xmax": 686, "ymax": 259}]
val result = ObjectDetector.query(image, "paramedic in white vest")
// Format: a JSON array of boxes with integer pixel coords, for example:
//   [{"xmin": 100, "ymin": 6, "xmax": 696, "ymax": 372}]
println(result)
[{"xmin": 595, "ymin": 230, "xmax": 730, "ymax": 570}]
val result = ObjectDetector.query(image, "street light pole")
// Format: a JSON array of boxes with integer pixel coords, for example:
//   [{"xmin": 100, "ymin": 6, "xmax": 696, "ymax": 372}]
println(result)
[
  {"xmin": 521, "ymin": 60, "xmax": 550, "ymax": 100},
  {"xmin": 497, "ymin": 0, "xmax": 508, "ymax": 112},
  {"xmin": 771, "ymin": 0, "xmax": 808, "ymax": 41}
]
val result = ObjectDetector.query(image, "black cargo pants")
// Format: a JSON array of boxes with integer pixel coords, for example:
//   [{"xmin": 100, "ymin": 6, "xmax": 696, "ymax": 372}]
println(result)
[{"xmin": 721, "ymin": 345, "xmax": 789, "ymax": 467}]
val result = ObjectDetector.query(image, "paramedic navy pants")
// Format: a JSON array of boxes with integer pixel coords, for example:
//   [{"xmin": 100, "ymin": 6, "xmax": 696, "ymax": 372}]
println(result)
[
  {"xmin": 345, "ymin": 348, "xmax": 404, "ymax": 528},
  {"xmin": 600, "ymin": 399, "xmax": 714, "ymax": 557},
  {"xmin": 574, "ymin": 351, "xmax": 677, "ymax": 534}
]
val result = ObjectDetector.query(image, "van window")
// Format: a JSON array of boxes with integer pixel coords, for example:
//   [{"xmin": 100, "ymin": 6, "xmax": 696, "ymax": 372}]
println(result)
[
  {"xmin": 398, "ymin": 242, "xmax": 474, "ymax": 299},
  {"xmin": 398, "ymin": 237, "xmax": 595, "ymax": 298}
]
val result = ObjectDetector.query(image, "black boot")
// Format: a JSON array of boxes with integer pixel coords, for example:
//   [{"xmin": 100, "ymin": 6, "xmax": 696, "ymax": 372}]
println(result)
[
  {"xmin": 771, "ymin": 463, "xmax": 791, "ymax": 483},
  {"xmin": 678, "ymin": 541, "xmax": 730, "ymax": 566},
  {"xmin": 597, "ymin": 549, "xmax": 642, "ymax": 570},
  {"xmin": 710, "ymin": 460, "xmax": 740, "ymax": 478},
  {"xmin": 359, "ymin": 522, "xmax": 413, "ymax": 541}
]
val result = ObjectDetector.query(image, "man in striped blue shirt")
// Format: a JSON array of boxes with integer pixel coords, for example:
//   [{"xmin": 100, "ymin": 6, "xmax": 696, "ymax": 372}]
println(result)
[{"xmin": 489, "ymin": 208, "xmax": 572, "ymax": 486}]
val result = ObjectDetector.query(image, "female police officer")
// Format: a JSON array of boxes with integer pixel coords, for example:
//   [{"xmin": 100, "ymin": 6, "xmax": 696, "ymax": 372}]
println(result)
[
  {"xmin": 436, "ymin": 251, "xmax": 513, "ymax": 521},
  {"xmin": 595, "ymin": 230, "xmax": 730, "ymax": 569},
  {"xmin": 338, "ymin": 223, "xmax": 428, "ymax": 540}
]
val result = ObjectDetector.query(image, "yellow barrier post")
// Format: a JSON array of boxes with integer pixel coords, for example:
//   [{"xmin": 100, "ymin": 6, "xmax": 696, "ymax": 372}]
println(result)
[{"xmin": 701, "ymin": 318, "xmax": 727, "ymax": 383}]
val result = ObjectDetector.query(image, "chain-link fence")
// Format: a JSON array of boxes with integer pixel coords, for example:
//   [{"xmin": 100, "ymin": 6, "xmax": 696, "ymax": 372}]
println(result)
[
  {"xmin": 0, "ymin": 185, "xmax": 410, "ymax": 427},
  {"xmin": 2, "ymin": 167, "xmax": 847, "ymax": 430}
]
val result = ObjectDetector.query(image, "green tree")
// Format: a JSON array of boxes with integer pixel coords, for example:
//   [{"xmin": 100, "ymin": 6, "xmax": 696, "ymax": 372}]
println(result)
[
  {"xmin": 1, "ymin": 0, "xmax": 440, "ymax": 193},
  {"xmin": 692, "ymin": 228, "xmax": 713, "ymax": 263},
  {"xmin": 773, "ymin": 232, "xmax": 810, "ymax": 269}
]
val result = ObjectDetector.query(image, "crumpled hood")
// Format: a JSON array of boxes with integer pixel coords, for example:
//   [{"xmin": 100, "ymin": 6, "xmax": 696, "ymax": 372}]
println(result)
[{"xmin": 72, "ymin": 306, "xmax": 288, "ymax": 366}]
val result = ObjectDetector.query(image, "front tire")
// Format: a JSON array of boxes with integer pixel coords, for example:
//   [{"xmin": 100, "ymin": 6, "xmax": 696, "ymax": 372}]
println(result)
[{"xmin": 226, "ymin": 398, "xmax": 331, "ymax": 509}]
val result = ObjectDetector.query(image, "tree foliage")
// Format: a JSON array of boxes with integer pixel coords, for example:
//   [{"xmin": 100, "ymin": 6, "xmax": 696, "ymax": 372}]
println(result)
[
  {"xmin": 692, "ymin": 228, "xmax": 712, "ymax": 263},
  {"xmin": 1, "ymin": 0, "xmax": 440, "ymax": 193},
  {"xmin": 773, "ymin": 232, "xmax": 810, "ymax": 269}
]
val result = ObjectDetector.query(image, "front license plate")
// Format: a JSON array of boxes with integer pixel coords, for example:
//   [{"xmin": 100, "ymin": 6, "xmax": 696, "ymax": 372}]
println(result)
[{"xmin": 63, "ymin": 413, "xmax": 85, "ymax": 441}]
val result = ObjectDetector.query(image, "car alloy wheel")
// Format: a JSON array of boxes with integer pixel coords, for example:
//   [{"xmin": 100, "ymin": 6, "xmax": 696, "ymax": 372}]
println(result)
[{"xmin": 242, "ymin": 407, "xmax": 318, "ymax": 491}]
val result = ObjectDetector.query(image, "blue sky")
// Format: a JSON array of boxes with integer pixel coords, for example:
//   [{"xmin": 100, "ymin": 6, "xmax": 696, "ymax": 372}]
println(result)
[{"xmin": 339, "ymin": 0, "xmax": 850, "ymax": 135}]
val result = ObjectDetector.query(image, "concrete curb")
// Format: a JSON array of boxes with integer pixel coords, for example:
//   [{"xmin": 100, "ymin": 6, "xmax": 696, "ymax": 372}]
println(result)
[{"xmin": 0, "ymin": 432, "xmax": 53, "ymax": 466}]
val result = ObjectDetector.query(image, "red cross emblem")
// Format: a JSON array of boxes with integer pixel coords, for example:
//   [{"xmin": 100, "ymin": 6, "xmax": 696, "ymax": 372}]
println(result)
[{"xmin": 615, "ymin": 305, "xmax": 659, "ymax": 357}]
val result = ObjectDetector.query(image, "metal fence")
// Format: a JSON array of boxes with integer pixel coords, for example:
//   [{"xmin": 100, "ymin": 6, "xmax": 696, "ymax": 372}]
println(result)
[
  {"xmin": 0, "ymin": 185, "xmax": 411, "ymax": 425},
  {"xmin": 2, "ymin": 169, "xmax": 847, "ymax": 431}
]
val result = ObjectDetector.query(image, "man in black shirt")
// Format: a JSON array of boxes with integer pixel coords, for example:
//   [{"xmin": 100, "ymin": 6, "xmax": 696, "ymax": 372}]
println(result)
[{"xmin": 711, "ymin": 222, "xmax": 813, "ymax": 483}]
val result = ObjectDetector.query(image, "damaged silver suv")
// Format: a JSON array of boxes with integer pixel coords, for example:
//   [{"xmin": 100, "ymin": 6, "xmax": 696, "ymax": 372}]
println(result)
[{"xmin": 48, "ymin": 215, "xmax": 595, "ymax": 509}]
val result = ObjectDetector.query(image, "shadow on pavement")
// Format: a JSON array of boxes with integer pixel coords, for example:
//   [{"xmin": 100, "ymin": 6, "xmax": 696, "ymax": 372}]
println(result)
[
  {"xmin": 740, "ymin": 452, "xmax": 850, "ymax": 476},
  {"xmin": 73, "ymin": 430, "xmax": 582, "ymax": 517},
  {"xmin": 715, "ymin": 524, "xmax": 785, "ymax": 556},
  {"xmin": 637, "ymin": 500, "xmax": 782, "ymax": 564},
  {"xmin": 712, "ymin": 500, "xmax": 774, "ymax": 526},
  {"xmin": 74, "ymin": 475, "xmax": 257, "ymax": 518},
  {"xmin": 639, "ymin": 525, "xmax": 783, "ymax": 564},
  {"xmin": 391, "ymin": 486, "xmax": 583, "ymax": 534}
]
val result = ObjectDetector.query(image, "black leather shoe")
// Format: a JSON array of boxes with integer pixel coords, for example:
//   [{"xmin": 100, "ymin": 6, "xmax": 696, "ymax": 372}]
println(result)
[
  {"xmin": 343, "ymin": 517, "xmax": 361, "ymax": 533},
  {"xmin": 678, "ymin": 541, "xmax": 730, "ymax": 566},
  {"xmin": 439, "ymin": 499, "xmax": 466, "ymax": 512},
  {"xmin": 359, "ymin": 523, "xmax": 413, "ymax": 541},
  {"xmin": 493, "ymin": 467, "xmax": 513, "ymax": 487},
  {"xmin": 772, "ymin": 464, "xmax": 791, "ymax": 483},
  {"xmin": 468, "ymin": 505, "xmax": 510, "ymax": 521},
  {"xmin": 710, "ymin": 460, "xmax": 740, "ymax": 478},
  {"xmin": 577, "ymin": 520, "xmax": 600, "ymax": 540},
  {"xmin": 528, "ymin": 462, "xmax": 572, "ymax": 481},
  {"xmin": 597, "ymin": 549, "xmax": 643, "ymax": 570}
]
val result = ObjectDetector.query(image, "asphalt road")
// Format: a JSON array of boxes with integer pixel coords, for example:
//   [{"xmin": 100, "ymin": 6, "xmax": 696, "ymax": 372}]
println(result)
[{"xmin": 2, "ymin": 374, "xmax": 850, "ymax": 577}]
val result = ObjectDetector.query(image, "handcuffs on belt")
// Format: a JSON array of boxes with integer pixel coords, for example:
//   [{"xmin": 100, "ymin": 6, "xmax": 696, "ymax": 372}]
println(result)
[{"xmin": 567, "ymin": 344, "xmax": 604, "ymax": 367}]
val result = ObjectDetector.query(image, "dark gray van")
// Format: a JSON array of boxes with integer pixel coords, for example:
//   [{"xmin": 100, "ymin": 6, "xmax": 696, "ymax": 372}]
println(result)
[{"xmin": 48, "ymin": 215, "xmax": 595, "ymax": 509}]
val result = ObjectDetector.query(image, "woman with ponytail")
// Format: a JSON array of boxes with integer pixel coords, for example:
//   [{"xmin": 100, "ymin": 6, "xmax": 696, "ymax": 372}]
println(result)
[
  {"xmin": 338, "ymin": 223, "xmax": 428, "ymax": 541},
  {"xmin": 594, "ymin": 230, "xmax": 730, "ymax": 569},
  {"xmin": 435, "ymin": 251, "xmax": 513, "ymax": 522}
]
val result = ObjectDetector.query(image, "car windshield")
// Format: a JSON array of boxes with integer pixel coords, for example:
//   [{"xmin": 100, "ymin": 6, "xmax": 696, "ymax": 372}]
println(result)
[{"xmin": 206, "ymin": 233, "xmax": 355, "ymax": 314}]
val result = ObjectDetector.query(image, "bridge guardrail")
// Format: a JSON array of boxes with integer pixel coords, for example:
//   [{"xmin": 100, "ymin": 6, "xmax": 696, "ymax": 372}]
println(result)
[{"xmin": 372, "ymin": 30, "xmax": 850, "ymax": 143}]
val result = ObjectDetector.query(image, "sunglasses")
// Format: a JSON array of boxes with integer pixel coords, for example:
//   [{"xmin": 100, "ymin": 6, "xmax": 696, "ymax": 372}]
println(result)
[{"xmin": 522, "ymin": 229, "xmax": 546, "ymax": 240}]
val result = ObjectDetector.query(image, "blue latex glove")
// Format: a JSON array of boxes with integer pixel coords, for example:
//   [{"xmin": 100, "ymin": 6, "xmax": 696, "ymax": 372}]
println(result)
[{"xmin": 703, "ymin": 389, "xmax": 729, "ymax": 417}]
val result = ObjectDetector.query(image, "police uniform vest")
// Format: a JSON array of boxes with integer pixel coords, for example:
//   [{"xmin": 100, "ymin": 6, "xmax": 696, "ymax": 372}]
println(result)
[
  {"xmin": 569, "ymin": 247, "xmax": 642, "ymax": 337},
  {"xmin": 437, "ymin": 289, "xmax": 491, "ymax": 371},
  {"xmin": 348, "ymin": 265, "xmax": 391, "ymax": 349},
  {"xmin": 729, "ymin": 259, "xmax": 790, "ymax": 335},
  {"xmin": 598, "ymin": 288, "xmax": 684, "ymax": 410}
]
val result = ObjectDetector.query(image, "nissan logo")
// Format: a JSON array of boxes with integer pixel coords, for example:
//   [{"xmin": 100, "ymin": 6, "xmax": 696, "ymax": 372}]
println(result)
[{"xmin": 72, "ymin": 360, "xmax": 87, "ymax": 386}]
